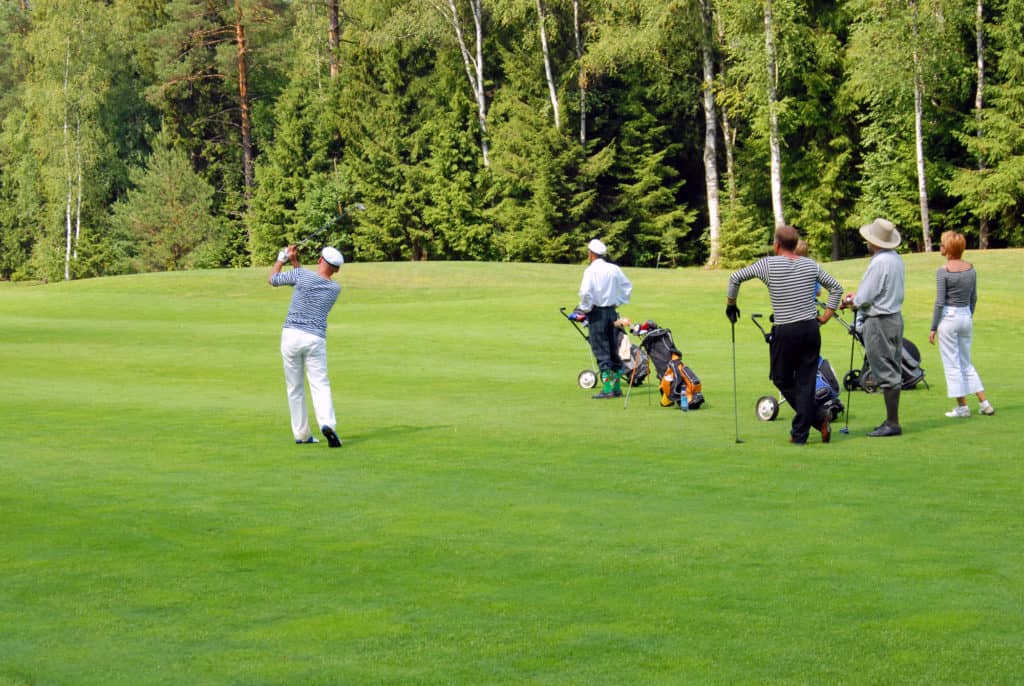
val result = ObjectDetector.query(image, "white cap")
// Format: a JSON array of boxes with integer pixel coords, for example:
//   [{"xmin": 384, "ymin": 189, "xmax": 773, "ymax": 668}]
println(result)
[
  {"xmin": 587, "ymin": 238, "xmax": 607, "ymax": 256},
  {"xmin": 321, "ymin": 246, "xmax": 344, "ymax": 267}
]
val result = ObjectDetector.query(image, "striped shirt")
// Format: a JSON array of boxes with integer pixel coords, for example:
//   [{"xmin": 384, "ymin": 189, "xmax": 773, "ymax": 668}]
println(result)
[
  {"xmin": 930, "ymin": 267, "xmax": 977, "ymax": 331},
  {"xmin": 270, "ymin": 268, "xmax": 341, "ymax": 339},
  {"xmin": 728, "ymin": 255, "xmax": 843, "ymax": 326}
]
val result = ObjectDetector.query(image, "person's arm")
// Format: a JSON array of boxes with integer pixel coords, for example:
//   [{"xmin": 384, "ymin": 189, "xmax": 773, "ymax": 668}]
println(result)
[
  {"xmin": 578, "ymin": 269, "xmax": 594, "ymax": 312},
  {"xmin": 618, "ymin": 268, "xmax": 632, "ymax": 306},
  {"xmin": 817, "ymin": 268, "xmax": 843, "ymax": 324},
  {"xmin": 269, "ymin": 245, "xmax": 300, "ymax": 285},
  {"xmin": 928, "ymin": 269, "xmax": 946, "ymax": 344}
]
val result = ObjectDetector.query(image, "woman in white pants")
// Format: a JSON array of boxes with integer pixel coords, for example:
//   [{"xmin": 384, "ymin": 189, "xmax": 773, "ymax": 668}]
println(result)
[{"xmin": 928, "ymin": 230, "xmax": 995, "ymax": 417}]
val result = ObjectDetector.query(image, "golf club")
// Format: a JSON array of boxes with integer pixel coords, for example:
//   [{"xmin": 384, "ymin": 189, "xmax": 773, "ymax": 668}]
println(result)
[
  {"xmin": 294, "ymin": 203, "xmax": 367, "ymax": 251},
  {"xmin": 840, "ymin": 324, "xmax": 857, "ymax": 434},
  {"xmin": 623, "ymin": 334, "xmax": 642, "ymax": 410},
  {"xmin": 731, "ymin": 318, "xmax": 743, "ymax": 444}
]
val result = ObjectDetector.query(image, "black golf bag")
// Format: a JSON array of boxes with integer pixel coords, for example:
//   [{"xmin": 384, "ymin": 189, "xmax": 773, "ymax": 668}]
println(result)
[
  {"xmin": 837, "ymin": 314, "xmax": 928, "ymax": 392},
  {"xmin": 637, "ymin": 325, "xmax": 705, "ymax": 409}
]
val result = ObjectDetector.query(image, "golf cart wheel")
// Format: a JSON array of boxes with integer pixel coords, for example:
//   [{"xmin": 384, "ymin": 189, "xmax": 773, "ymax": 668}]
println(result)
[
  {"xmin": 860, "ymin": 371, "xmax": 879, "ymax": 394},
  {"xmin": 755, "ymin": 395, "xmax": 780, "ymax": 421},
  {"xmin": 578, "ymin": 369, "xmax": 598, "ymax": 389},
  {"xmin": 843, "ymin": 369, "xmax": 861, "ymax": 391}
]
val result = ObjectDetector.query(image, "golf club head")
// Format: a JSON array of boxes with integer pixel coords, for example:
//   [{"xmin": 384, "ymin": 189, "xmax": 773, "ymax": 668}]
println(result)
[{"xmin": 839, "ymin": 427, "xmax": 849, "ymax": 434}]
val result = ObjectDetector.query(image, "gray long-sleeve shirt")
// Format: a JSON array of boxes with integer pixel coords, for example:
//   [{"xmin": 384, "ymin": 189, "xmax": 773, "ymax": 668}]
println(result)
[
  {"xmin": 930, "ymin": 267, "xmax": 977, "ymax": 331},
  {"xmin": 853, "ymin": 250, "xmax": 904, "ymax": 317}
]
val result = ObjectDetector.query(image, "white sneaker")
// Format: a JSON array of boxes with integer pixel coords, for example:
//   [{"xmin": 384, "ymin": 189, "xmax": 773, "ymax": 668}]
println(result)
[
  {"xmin": 945, "ymin": 406, "xmax": 970, "ymax": 418},
  {"xmin": 979, "ymin": 404, "xmax": 996, "ymax": 416}
]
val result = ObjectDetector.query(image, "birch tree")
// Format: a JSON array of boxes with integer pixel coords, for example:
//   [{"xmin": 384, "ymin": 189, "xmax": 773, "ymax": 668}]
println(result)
[
  {"xmin": 535, "ymin": 0, "xmax": 561, "ymax": 129},
  {"xmin": 699, "ymin": 0, "xmax": 722, "ymax": 267},
  {"xmin": 572, "ymin": 0, "xmax": 586, "ymax": 145},
  {"xmin": 763, "ymin": 0, "xmax": 784, "ymax": 227},
  {"xmin": 909, "ymin": 0, "xmax": 932, "ymax": 252},
  {"xmin": 431, "ymin": 0, "xmax": 490, "ymax": 167}
]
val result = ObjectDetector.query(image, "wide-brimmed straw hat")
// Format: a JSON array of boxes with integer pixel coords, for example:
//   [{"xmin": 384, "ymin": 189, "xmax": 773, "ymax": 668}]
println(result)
[{"xmin": 859, "ymin": 218, "xmax": 901, "ymax": 249}]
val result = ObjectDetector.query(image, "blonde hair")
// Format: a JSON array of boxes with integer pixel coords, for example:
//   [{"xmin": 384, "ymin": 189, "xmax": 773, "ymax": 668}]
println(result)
[{"xmin": 941, "ymin": 230, "xmax": 966, "ymax": 259}]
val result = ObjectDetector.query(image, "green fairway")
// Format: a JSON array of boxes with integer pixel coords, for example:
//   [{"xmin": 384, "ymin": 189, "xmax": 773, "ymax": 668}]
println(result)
[{"xmin": 1, "ymin": 254, "xmax": 1022, "ymax": 685}]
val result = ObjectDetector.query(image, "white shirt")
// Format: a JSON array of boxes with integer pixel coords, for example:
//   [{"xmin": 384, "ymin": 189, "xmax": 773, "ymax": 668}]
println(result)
[{"xmin": 578, "ymin": 258, "xmax": 632, "ymax": 312}]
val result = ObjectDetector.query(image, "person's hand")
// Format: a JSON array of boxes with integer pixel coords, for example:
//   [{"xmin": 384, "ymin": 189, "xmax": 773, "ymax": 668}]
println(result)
[
  {"xmin": 568, "ymin": 309, "xmax": 586, "ymax": 322},
  {"xmin": 286, "ymin": 245, "xmax": 298, "ymax": 262},
  {"xmin": 839, "ymin": 293, "xmax": 856, "ymax": 310},
  {"xmin": 928, "ymin": 330, "xmax": 936, "ymax": 345},
  {"xmin": 726, "ymin": 303, "xmax": 740, "ymax": 324},
  {"xmin": 276, "ymin": 249, "xmax": 289, "ymax": 264}
]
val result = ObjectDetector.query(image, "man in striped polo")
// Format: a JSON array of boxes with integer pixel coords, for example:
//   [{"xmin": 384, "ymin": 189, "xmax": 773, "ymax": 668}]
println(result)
[
  {"xmin": 269, "ymin": 244, "xmax": 344, "ymax": 447},
  {"xmin": 726, "ymin": 226, "xmax": 843, "ymax": 444}
]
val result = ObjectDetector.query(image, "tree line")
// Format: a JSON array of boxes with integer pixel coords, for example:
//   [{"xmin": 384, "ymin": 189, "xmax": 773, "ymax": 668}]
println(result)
[{"xmin": 1, "ymin": 0, "xmax": 1023, "ymax": 281}]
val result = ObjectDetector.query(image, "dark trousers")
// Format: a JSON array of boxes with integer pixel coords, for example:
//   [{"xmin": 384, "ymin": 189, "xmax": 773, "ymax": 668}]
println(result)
[
  {"xmin": 587, "ymin": 306, "xmax": 622, "ymax": 374},
  {"xmin": 769, "ymin": 318, "xmax": 822, "ymax": 442}
]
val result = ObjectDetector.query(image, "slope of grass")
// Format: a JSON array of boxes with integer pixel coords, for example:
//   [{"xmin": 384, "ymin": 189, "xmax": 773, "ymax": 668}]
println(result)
[{"xmin": 1, "ymin": 252, "xmax": 1021, "ymax": 684}]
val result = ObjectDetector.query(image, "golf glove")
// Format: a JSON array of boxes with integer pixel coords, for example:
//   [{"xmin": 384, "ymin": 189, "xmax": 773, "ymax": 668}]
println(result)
[
  {"xmin": 277, "ymin": 249, "xmax": 289, "ymax": 263},
  {"xmin": 726, "ymin": 303, "xmax": 740, "ymax": 324}
]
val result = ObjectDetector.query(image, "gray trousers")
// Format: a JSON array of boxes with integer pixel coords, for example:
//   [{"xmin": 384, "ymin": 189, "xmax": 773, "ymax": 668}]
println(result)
[{"xmin": 862, "ymin": 313, "xmax": 903, "ymax": 389}]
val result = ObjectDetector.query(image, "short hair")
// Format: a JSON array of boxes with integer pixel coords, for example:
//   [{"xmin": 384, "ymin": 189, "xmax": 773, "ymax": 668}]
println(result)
[
  {"xmin": 941, "ymin": 230, "xmax": 966, "ymax": 259},
  {"xmin": 795, "ymin": 239, "xmax": 809, "ymax": 257},
  {"xmin": 775, "ymin": 225, "xmax": 800, "ymax": 252}
]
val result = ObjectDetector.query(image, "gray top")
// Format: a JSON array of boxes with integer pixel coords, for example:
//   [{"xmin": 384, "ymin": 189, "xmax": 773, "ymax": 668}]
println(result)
[
  {"xmin": 853, "ymin": 249, "xmax": 904, "ymax": 317},
  {"xmin": 930, "ymin": 266, "xmax": 977, "ymax": 331},
  {"xmin": 270, "ymin": 267, "xmax": 341, "ymax": 339}
]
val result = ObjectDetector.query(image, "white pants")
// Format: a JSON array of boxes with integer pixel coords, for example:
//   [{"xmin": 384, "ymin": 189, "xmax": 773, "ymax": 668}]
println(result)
[
  {"xmin": 937, "ymin": 306, "xmax": 984, "ymax": 399},
  {"xmin": 281, "ymin": 327, "xmax": 336, "ymax": 440}
]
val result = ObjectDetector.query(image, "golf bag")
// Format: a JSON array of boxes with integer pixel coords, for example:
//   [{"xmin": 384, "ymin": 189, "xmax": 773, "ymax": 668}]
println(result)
[
  {"xmin": 637, "ymin": 325, "xmax": 705, "ymax": 409},
  {"xmin": 836, "ymin": 313, "xmax": 928, "ymax": 392},
  {"xmin": 617, "ymin": 329, "xmax": 650, "ymax": 386},
  {"xmin": 814, "ymin": 356, "xmax": 844, "ymax": 421}
]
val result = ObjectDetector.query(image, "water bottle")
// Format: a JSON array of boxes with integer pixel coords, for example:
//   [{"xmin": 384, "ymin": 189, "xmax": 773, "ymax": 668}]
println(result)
[{"xmin": 679, "ymin": 395, "xmax": 689, "ymax": 412}]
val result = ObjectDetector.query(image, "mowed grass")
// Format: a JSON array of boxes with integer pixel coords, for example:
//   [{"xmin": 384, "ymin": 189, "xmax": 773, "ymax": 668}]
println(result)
[{"xmin": 1, "ymin": 252, "xmax": 1022, "ymax": 685}]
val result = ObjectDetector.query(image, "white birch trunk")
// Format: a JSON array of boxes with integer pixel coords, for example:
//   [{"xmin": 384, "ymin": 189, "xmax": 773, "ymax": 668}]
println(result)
[
  {"xmin": 699, "ymin": 0, "xmax": 721, "ymax": 268},
  {"xmin": 63, "ymin": 38, "xmax": 73, "ymax": 281},
  {"xmin": 975, "ymin": 0, "xmax": 989, "ymax": 249},
  {"xmin": 911, "ymin": 1, "xmax": 931, "ymax": 252},
  {"xmin": 573, "ymin": 0, "xmax": 586, "ymax": 146},
  {"xmin": 764, "ymin": 0, "xmax": 785, "ymax": 228},
  {"xmin": 74, "ymin": 114, "xmax": 82, "ymax": 260},
  {"xmin": 536, "ymin": 0, "xmax": 560, "ymax": 130},
  {"xmin": 436, "ymin": 0, "xmax": 490, "ymax": 167}
]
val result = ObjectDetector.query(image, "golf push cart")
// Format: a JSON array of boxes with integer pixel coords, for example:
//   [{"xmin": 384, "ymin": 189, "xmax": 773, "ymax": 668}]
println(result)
[
  {"xmin": 749, "ymin": 312, "xmax": 844, "ymax": 423},
  {"xmin": 559, "ymin": 307, "xmax": 649, "ymax": 390}
]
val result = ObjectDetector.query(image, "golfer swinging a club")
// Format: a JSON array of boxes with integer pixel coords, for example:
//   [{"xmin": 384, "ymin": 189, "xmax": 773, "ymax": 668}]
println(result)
[
  {"xmin": 269, "ymin": 244, "xmax": 345, "ymax": 447},
  {"xmin": 575, "ymin": 238, "xmax": 632, "ymax": 399}
]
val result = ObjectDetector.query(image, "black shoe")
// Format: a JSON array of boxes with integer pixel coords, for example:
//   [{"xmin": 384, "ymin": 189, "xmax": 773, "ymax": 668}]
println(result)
[
  {"xmin": 321, "ymin": 425, "xmax": 343, "ymax": 448},
  {"xmin": 612, "ymin": 388, "xmax": 623, "ymax": 397},
  {"xmin": 790, "ymin": 436, "xmax": 807, "ymax": 445},
  {"xmin": 867, "ymin": 424, "xmax": 902, "ymax": 437},
  {"xmin": 592, "ymin": 391, "xmax": 616, "ymax": 399}
]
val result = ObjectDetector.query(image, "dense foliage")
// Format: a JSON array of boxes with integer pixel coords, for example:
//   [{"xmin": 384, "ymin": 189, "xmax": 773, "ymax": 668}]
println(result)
[{"xmin": 1, "ymin": 0, "xmax": 1021, "ymax": 279}]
